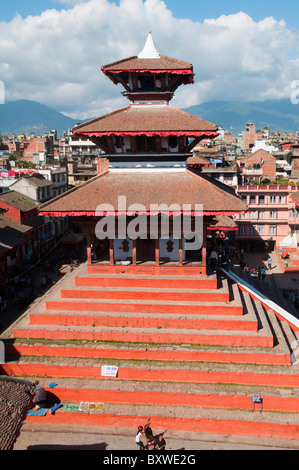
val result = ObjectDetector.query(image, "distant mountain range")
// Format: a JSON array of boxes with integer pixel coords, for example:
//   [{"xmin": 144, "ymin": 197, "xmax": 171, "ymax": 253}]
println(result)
[
  {"xmin": 183, "ymin": 99, "xmax": 299, "ymax": 135},
  {"xmin": 1, "ymin": 98, "xmax": 299, "ymax": 137},
  {"xmin": 0, "ymin": 100, "xmax": 82, "ymax": 137}
]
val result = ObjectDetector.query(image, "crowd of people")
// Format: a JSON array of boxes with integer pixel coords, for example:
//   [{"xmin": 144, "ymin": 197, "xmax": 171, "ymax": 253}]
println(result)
[
  {"xmin": 208, "ymin": 244, "xmax": 241, "ymax": 271},
  {"xmin": 208, "ymin": 243, "xmax": 273, "ymax": 282}
]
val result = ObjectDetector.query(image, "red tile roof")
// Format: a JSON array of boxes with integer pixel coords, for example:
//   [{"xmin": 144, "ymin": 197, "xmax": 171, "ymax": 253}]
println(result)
[
  {"xmin": 102, "ymin": 55, "xmax": 193, "ymax": 72},
  {"xmin": 0, "ymin": 377, "xmax": 34, "ymax": 450},
  {"xmin": 72, "ymin": 104, "xmax": 218, "ymax": 138},
  {"xmin": 290, "ymin": 191, "xmax": 299, "ymax": 206},
  {"xmin": 39, "ymin": 168, "xmax": 247, "ymax": 216},
  {"xmin": 207, "ymin": 215, "xmax": 238, "ymax": 231}
]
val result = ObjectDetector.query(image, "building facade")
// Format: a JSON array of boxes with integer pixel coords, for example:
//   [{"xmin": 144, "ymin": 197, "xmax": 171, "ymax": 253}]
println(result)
[{"xmin": 235, "ymin": 184, "xmax": 298, "ymax": 250}]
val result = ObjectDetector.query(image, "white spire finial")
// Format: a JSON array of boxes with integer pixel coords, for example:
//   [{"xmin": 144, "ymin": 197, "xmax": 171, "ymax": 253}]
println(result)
[{"xmin": 138, "ymin": 31, "xmax": 160, "ymax": 59}]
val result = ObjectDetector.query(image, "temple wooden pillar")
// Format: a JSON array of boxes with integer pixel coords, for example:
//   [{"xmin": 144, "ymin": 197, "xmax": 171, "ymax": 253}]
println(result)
[
  {"xmin": 109, "ymin": 239, "xmax": 114, "ymax": 265},
  {"xmin": 179, "ymin": 238, "xmax": 183, "ymax": 266},
  {"xmin": 86, "ymin": 227, "xmax": 92, "ymax": 265},
  {"xmin": 155, "ymin": 238, "xmax": 160, "ymax": 266},
  {"xmin": 132, "ymin": 239, "xmax": 137, "ymax": 266}
]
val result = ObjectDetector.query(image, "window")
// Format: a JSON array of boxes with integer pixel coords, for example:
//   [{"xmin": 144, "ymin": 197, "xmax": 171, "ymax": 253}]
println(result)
[
  {"xmin": 257, "ymin": 225, "xmax": 264, "ymax": 235},
  {"xmin": 138, "ymin": 75, "xmax": 155, "ymax": 91},
  {"xmin": 249, "ymin": 225, "xmax": 255, "ymax": 235},
  {"xmin": 136, "ymin": 135, "xmax": 147, "ymax": 152},
  {"xmin": 114, "ymin": 136, "xmax": 123, "ymax": 149},
  {"xmin": 169, "ymin": 136, "xmax": 178, "ymax": 149},
  {"xmin": 249, "ymin": 195, "xmax": 256, "ymax": 204},
  {"xmin": 258, "ymin": 210, "xmax": 265, "ymax": 219},
  {"xmin": 270, "ymin": 210, "xmax": 277, "ymax": 219},
  {"xmin": 241, "ymin": 194, "xmax": 247, "ymax": 203},
  {"xmin": 259, "ymin": 195, "xmax": 265, "ymax": 204},
  {"xmin": 278, "ymin": 195, "xmax": 285, "ymax": 204},
  {"xmin": 269, "ymin": 226, "xmax": 277, "ymax": 236},
  {"xmin": 270, "ymin": 194, "xmax": 276, "ymax": 204},
  {"xmin": 250, "ymin": 211, "xmax": 257, "ymax": 219},
  {"xmin": 290, "ymin": 208, "xmax": 295, "ymax": 218},
  {"xmin": 239, "ymin": 225, "xmax": 247, "ymax": 235},
  {"xmin": 136, "ymin": 135, "xmax": 157, "ymax": 153},
  {"xmin": 240, "ymin": 212, "xmax": 247, "ymax": 219}
]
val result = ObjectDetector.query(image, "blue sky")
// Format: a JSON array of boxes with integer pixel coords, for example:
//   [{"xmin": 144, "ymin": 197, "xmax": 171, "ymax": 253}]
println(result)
[
  {"xmin": 1, "ymin": 0, "xmax": 299, "ymax": 118},
  {"xmin": 2, "ymin": 0, "xmax": 299, "ymax": 29}
]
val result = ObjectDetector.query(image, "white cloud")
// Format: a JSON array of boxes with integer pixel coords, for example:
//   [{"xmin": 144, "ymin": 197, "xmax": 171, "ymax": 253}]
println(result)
[{"xmin": 0, "ymin": 0, "xmax": 299, "ymax": 120}]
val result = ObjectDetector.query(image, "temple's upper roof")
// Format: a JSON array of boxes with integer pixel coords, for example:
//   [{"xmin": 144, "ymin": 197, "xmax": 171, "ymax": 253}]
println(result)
[
  {"xmin": 39, "ymin": 168, "xmax": 247, "ymax": 216},
  {"xmin": 102, "ymin": 32, "xmax": 194, "ymax": 85},
  {"xmin": 102, "ymin": 55, "xmax": 193, "ymax": 73},
  {"xmin": 72, "ymin": 104, "xmax": 218, "ymax": 137}
]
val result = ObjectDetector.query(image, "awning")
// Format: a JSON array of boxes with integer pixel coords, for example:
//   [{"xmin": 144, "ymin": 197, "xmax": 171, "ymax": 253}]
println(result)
[{"xmin": 62, "ymin": 231, "xmax": 84, "ymax": 245}]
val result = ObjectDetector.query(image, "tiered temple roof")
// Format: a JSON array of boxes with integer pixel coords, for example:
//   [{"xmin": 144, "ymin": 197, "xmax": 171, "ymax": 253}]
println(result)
[{"xmin": 40, "ymin": 169, "xmax": 246, "ymax": 217}]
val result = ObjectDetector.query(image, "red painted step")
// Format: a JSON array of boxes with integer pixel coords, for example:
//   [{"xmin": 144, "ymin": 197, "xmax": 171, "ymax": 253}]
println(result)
[
  {"xmin": 29, "ymin": 313, "xmax": 257, "ymax": 331},
  {"xmin": 44, "ymin": 387, "xmax": 299, "ymax": 413},
  {"xmin": 75, "ymin": 276, "xmax": 218, "ymax": 290},
  {"xmin": 46, "ymin": 301, "xmax": 243, "ymax": 316},
  {"xmin": 2, "ymin": 363, "xmax": 298, "ymax": 388},
  {"xmin": 87, "ymin": 265, "xmax": 206, "ymax": 276},
  {"xmin": 12, "ymin": 327, "xmax": 272, "ymax": 348},
  {"xmin": 61, "ymin": 289, "xmax": 229, "ymax": 302},
  {"xmin": 5, "ymin": 343, "xmax": 290, "ymax": 366},
  {"xmin": 24, "ymin": 412, "xmax": 299, "ymax": 441}
]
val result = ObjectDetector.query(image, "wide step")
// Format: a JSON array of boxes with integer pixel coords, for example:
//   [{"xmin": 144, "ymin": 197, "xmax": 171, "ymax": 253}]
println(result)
[
  {"xmin": 2, "ymin": 363, "xmax": 299, "ymax": 388},
  {"xmin": 46, "ymin": 300, "xmax": 243, "ymax": 315},
  {"xmin": 24, "ymin": 412, "xmax": 299, "ymax": 442},
  {"xmin": 5, "ymin": 343, "xmax": 291, "ymax": 366},
  {"xmin": 61, "ymin": 288, "xmax": 229, "ymax": 302},
  {"xmin": 29, "ymin": 313, "xmax": 257, "ymax": 331},
  {"xmin": 75, "ymin": 276, "xmax": 218, "ymax": 290}
]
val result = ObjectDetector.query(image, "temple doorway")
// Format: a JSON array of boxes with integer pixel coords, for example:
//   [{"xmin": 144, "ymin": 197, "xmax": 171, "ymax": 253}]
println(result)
[{"xmin": 137, "ymin": 239, "xmax": 155, "ymax": 261}]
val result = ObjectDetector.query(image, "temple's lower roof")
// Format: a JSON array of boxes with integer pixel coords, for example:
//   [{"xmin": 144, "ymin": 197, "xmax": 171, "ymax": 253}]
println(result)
[{"xmin": 39, "ymin": 168, "xmax": 247, "ymax": 217}]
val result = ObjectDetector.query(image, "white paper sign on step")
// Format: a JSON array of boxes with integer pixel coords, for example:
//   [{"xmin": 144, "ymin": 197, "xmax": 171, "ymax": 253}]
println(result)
[{"xmin": 101, "ymin": 365, "xmax": 118, "ymax": 377}]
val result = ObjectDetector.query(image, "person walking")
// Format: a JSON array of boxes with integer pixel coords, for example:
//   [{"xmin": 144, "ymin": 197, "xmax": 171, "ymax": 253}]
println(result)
[
  {"xmin": 261, "ymin": 267, "xmax": 266, "ymax": 280},
  {"xmin": 267, "ymin": 256, "xmax": 272, "ymax": 270},
  {"xmin": 135, "ymin": 426, "xmax": 145, "ymax": 450},
  {"xmin": 209, "ymin": 249, "xmax": 218, "ymax": 271}
]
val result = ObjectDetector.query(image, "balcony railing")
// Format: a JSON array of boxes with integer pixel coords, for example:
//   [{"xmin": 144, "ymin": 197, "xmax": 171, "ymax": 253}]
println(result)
[
  {"xmin": 237, "ymin": 185, "xmax": 297, "ymax": 191},
  {"xmin": 241, "ymin": 168, "xmax": 263, "ymax": 175}
]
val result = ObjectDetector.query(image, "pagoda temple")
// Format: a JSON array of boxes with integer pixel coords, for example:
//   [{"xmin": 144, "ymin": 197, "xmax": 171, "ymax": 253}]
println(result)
[{"xmin": 40, "ymin": 33, "xmax": 247, "ymax": 274}]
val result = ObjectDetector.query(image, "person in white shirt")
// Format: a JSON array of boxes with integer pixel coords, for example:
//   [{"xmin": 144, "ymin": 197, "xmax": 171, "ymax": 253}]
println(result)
[{"xmin": 135, "ymin": 426, "xmax": 145, "ymax": 450}]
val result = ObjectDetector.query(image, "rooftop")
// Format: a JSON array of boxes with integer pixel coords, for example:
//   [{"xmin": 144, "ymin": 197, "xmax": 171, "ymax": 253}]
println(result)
[
  {"xmin": 39, "ymin": 168, "xmax": 247, "ymax": 216},
  {"xmin": 0, "ymin": 191, "xmax": 38, "ymax": 212},
  {"xmin": 290, "ymin": 191, "xmax": 299, "ymax": 206},
  {"xmin": 0, "ymin": 376, "xmax": 34, "ymax": 451},
  {"xmin": 10, "ymin": 174, "xmax": 53, "ymax": 189},
  {"xmin": 0, "ymin": 214, "xmax": 44, "ymax": 255},
  {"xmin": 72, "ymin": 104, "xmax": 218, "ymax": 138}
]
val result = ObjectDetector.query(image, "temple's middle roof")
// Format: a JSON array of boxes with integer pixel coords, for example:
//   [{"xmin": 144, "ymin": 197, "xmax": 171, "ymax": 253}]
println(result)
[{"xmin": 72, "ymin": 104, "xmax": 218, "ymax": 137}]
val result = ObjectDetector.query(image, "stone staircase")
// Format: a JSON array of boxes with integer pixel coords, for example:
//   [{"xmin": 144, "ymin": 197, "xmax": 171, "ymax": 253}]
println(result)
[{"xmin": 1, "ymin": 262, "xmax": 299, "ymax": 448}]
